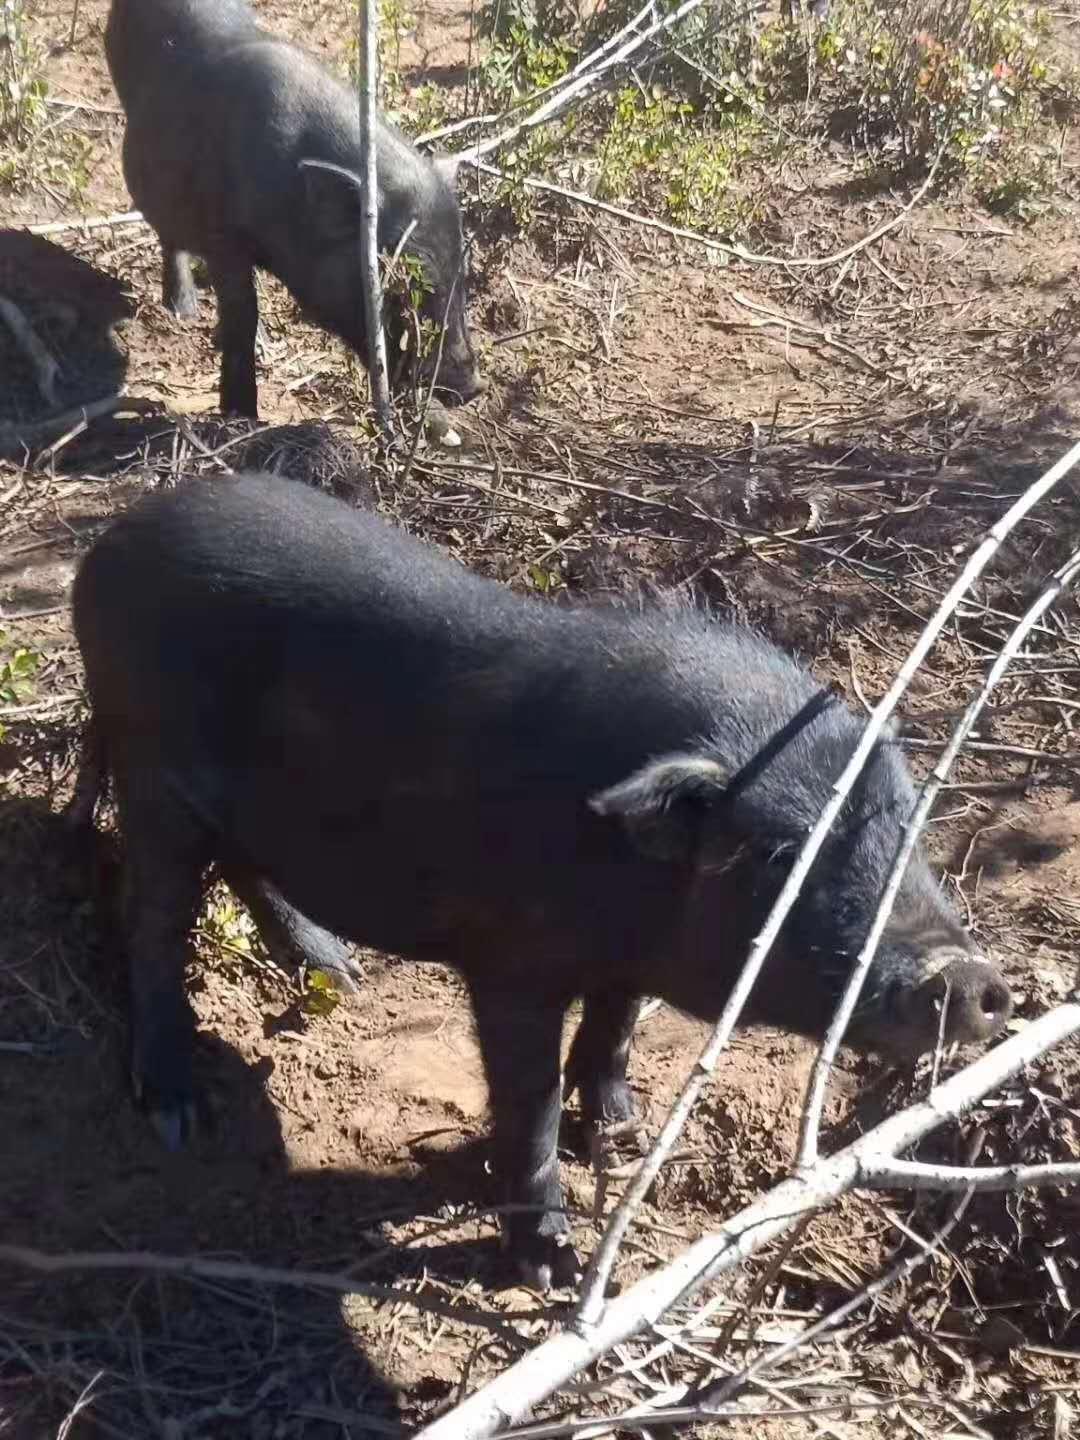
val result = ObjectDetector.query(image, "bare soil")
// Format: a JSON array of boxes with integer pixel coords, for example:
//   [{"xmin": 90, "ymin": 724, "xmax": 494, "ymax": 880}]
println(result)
[{"xmin": 2, "ymin": 0, "xmax": 1079, "ymax": 1436}]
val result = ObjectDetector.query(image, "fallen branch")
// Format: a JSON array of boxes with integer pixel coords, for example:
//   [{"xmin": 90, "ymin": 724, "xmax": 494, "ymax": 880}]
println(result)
[
  {"xmin": 0, "ymin": 1243, "xmax": 521, "ymax": 1338},
  {"xmin": 730, "ymin": 289, "xmax": 900, "ymax": 381},
  {"xmin": 414, "ymin": 1002, "xmax": 1080, "ymax": 1440},
  {"xmin": 26, "ymin": 210, "xmax": 146, "ymax": 237},
  {"xmin": 798, "ymin": 540, "xmax": 1080, "ymax": 1166},
  {"xmin": 464, "ymin": 144, "xmax": 944, "ymax": 272},
  {"xmin": 0, "ymin": 394, "xmax": 159, "ymax": 454}
]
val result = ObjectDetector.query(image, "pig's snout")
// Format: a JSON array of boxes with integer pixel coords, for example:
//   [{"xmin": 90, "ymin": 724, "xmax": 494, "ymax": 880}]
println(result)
[{"xmin": 888, "ymin": 956, "xmax": 1013, "ymax": 1050}]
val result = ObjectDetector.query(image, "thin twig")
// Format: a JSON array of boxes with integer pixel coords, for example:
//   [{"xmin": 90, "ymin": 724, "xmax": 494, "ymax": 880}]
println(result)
[
  {"xmin": 466, "ymin": 0, "xmax": 708, "ymax": 160},
  {"xmin": 464, "ymin": 145, "xmax": 944, "ymax": 272},
  {"xmin": 26, "ymin": 210, "xmax": 146, "ymax": 237},
  {"xmin": 0, "ymin": 1244, "xmax": 521, "ymax": 1337},
  {"xmin": 798, "ymin": 542, "xmax": 1080, "ymax": 1166},
  {"xmin": 866, "ymin": 1157, "xmax": 1080, "ymax": 1190}
]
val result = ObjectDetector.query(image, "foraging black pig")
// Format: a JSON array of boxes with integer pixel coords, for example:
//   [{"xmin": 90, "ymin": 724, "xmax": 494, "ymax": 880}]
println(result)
[
  {"xmin": 104, "ymin": 0, "xmax": 484, "ymax": 417},
  {"xmin": 72, "ymin": 474, "xmax": 1012, "ymax": 1287}
]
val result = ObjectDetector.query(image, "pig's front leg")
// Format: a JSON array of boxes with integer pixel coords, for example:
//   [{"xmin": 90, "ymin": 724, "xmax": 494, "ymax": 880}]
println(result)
[
  {"xmin": 467, "ymin": 983, "xmax": 579, "ymax": 1290},
  {"xmin": 207, "ymin": 253, "xmax": 260, "ymax": 418}
]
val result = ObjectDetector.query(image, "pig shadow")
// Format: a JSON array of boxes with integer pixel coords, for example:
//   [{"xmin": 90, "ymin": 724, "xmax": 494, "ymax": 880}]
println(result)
[
  {"xmin": 0, "ymin": 794, "xmax": 522, "ymax": 1437},
  {"xmin": 0, "ymin": 232, "xmax": 132, "ymax": 433}
]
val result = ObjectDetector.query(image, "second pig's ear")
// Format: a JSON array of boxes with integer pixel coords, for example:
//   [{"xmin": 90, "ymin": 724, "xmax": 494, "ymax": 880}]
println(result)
[
  {"xmin": 589, "ymin": 755, "xmax": 728, "ymax": 863},
  {"xmin": 299, "ymin": 158, "xmax": 366, "ymax": 239}
]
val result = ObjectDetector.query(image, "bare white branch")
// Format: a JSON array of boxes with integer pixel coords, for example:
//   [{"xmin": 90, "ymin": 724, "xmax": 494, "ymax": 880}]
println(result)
[
  {"xmin": 461, "ymin": 148, "xmax": 944, "ymax": 273},
  {"xmin": 464, "ymin": 0, "xmax": 708, "ymax": 161},
  {"xmin": 863, "ymin": 1158, "xmax": 1080, "ymax": 1192},
  {"xmin": 414, "ymin": 1002, "xmax": 1080, "ymax": 1440},
  {"xmin": 798, "ymin": 541, "xmax": 1080, "ymax": 1166},
  {"xmin": 26, "ymin": 209, "xmax": 146, "ymax": 236}
]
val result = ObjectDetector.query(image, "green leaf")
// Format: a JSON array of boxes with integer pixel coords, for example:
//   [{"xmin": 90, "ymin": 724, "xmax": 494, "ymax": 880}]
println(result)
[{"xmin": 303, "ymin": 970, "xmax": 342, "ymax": 1017}]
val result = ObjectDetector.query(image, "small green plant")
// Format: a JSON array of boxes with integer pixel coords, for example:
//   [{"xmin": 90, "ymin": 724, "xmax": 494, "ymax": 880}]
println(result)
[
  {"xmin": 527, "ymin": 562, "xmax": 563, "ymax": 593},
  {"xmin": 492, "ymin": 121, "xmax": 574, "ymax": 226},
  {"xmin": 971, "ymin": 133, "xmax": 1056, "ymax": 216},
  {"xmin": 0, "ymin": 0, "xmax": 46, "ymax": 148},
  {"xmin": 382, "ymin": 248, "xmax": 441, "ymax": 377},
  {"xmin": 477, "ymin": 0, "xmax": 576, "ymax": 104},
  {"xmin": 200, "ymin": 883, "xmax": 259, "ymax": 962},
  {"xmin": 407, "ymin": 82, "xmax": 453, "ymax": 137},
  {"xmin": 0, "ymin": 1, "xmax": 91, "ymax": 199},
  {"xmin": 814, "ymin": 0, "xmax": 1059, "ymax": 176},
  {"xmin": 302, "ymin": 970, "xmax": 342, "ymax": 1017},
  {"xmin": 596, "ymin": 86, "xmax": 752, "ymax": 231},
  {"xmin": 0, "ymin": 630, "xmax": 39, "ymax": 708},
  {"xmin": 0, "ymin": 631, "xmax": 43, "ymax": 739}
]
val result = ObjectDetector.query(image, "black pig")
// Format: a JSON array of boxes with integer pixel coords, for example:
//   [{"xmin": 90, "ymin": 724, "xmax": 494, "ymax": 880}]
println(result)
[
  {"xmin": 105, "ymin": 0, "xmax": 485, "ymax": 417},
  {"xmin": 72, "ymin": 474, "xmax": 1012, "ymax": 1288}
]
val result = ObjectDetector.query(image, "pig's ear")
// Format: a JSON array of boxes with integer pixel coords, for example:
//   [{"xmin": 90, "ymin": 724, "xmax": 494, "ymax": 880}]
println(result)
[
  {"xmin": 432, "ymin": 153, "xmax": 463, "ymax": 187},
  {"xmin": 589, "ymin": 756, "xmax": 727, "ymax": 863},
  {"xmin": 299, "ymin": 158, "xmax": 365, "ymax": 238}
]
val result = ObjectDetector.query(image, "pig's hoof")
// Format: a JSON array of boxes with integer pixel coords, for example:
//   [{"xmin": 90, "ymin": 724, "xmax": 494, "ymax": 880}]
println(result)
[
  {"xmin": 131, "ymin": 1049, "xmax": 198, "ymax": 1149},
  {"xmin": 589, "ymin": 1116, "xmax": 647, "ymax": 1173},
  {"xmin": 516, "ymin": 1238, "xmax": 582, "ymax": 1293},
  {"xmin": 303, "ymin": 940, "xmax": 364, "ymax": 996},
  {"xmin": 148, "ymin": 1098, "xmax": 199, "ymax": 1151}
]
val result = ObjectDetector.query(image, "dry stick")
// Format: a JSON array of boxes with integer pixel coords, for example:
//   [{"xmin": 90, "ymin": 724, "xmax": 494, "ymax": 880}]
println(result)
[
  {"xmin": 798, "ymin": 542, "xmax": 1080, "ymax": 1168},
  {"xmin": 0, "ymin": 294, "xmax": 61, "ymax": 406},
  {"xmin": 730, "ymin": 289, "xmax": 899, "ymax": 380},
  {"xmin": 464, "ymin": 144, "xmax": 944, "ymax": 272},
  {"xmin": 465, "ymin": 0, "xmax": 708, "ymax": 161},
  {"xmin": 575, "ymin": 435, "xmax": 1080, "ymax": 1331},
  {"xmin": 696, "ymin": 1174, "xmax": 979, "ymax": 1413},
  {"xmin": 0, "ymin": 1245, "xmax": 518, "ymax": 1338},
  {"xmin": 413, "ymin": 1003, "xmax": 1080, "ymax": 1440},
  {"xmin": 357, "ymin": 0, "xmax": 393, "ymax": 433},
  {"xmin": 494, "ymin": 1398, "xmax": 944, "ymax": 1439},
  {"xmin": 0, "ymin": 395, "xmax": 158, "ymax": 453},
  {"xmin": 26, "ymin": 210, "xmax": 145, "ymax": 237}
]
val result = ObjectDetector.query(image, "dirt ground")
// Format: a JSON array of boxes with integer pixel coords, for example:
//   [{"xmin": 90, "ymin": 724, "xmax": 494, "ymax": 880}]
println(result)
[{"xmin": 2, "ymin": 0, "xmax": 1080, "ymax": 1436}]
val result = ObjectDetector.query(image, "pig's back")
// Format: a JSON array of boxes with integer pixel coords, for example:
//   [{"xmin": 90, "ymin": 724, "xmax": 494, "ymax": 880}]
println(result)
[{"xmin": 106, "ymin": 0, "xmax": 260, "ymax": 105}]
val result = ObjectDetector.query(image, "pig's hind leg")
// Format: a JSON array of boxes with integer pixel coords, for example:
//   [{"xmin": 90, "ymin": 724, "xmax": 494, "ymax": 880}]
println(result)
[
  {"xmin": 163, "ymin": 248, "xmax": 199, "ymax": 320},
  {"xmin": 114, "ymin": 759, "xmax": 212, "ymax": 1150},
  {"xmin": 564, "ymin": 989, "xmax": 644, "ymax": 1163},
  {"xmin": 221, "ymin": 866, "xmax": 365, "ymax": 995}
]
